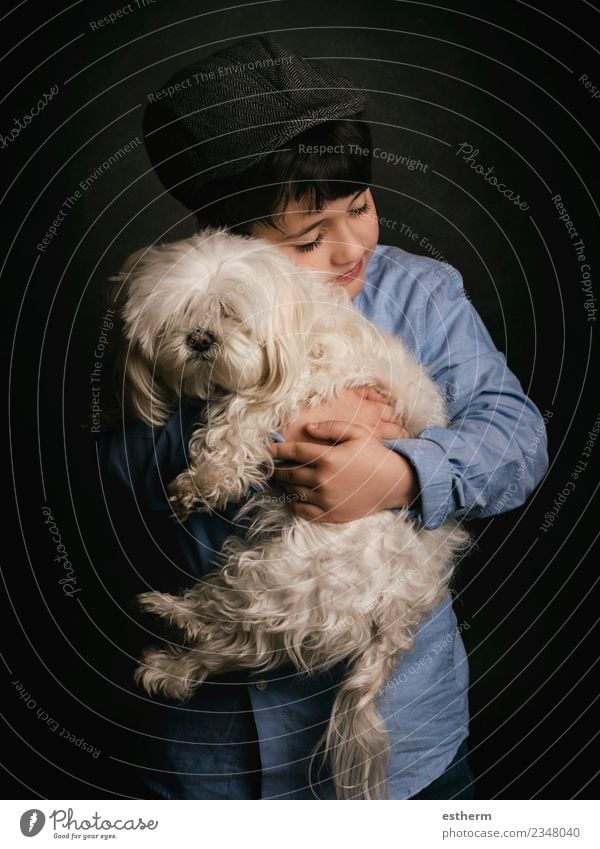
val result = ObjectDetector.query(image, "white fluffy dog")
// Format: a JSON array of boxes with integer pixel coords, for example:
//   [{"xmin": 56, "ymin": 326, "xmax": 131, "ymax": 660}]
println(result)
[{"xmin": 110, "ymin": 227, "xmax": 470, "ymax": 800}]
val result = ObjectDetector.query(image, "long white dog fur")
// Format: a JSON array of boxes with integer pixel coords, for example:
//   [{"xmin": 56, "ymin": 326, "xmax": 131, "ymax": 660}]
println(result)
[{"xmin": 110, "ymin": 227, "xmax": 470, "ymax": 800}]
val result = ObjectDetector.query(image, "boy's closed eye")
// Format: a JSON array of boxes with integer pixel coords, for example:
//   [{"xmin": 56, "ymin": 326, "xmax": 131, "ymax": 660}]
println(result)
[{"xmin": 293, "ymin": 198, "xmax": 373, "ymax": 253}]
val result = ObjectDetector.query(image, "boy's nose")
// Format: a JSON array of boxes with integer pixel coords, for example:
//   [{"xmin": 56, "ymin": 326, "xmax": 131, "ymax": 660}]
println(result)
[
  {"xmin": 330, "ymin": 228, "xmax": 365, "ymax": 269},
  {"xmin": 332, "ymin": 248, "xmax": 365, "ymax": 276}
]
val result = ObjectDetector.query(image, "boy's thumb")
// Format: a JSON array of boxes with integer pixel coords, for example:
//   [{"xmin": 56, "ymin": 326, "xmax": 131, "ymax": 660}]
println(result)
[{"xmin": 306, "ymin": 420, "xmax": 364, "ymax": 443}]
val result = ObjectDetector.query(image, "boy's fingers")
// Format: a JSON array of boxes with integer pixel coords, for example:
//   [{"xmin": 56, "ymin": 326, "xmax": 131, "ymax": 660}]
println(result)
[
  {"xmin": 374, "ymin": 421, "xmax": 410, "ymax": 440},
  {"xmin": 288, "ymin": 502, "xmax": 325, "ymax": 522},
  {"xmin": 354, "ymin": 385, "xmax": 393, "ymax": 405},
  {"xmin": 271, "ymin": 465, "xmax": 316, "ymax": 487},
  {"xmin": 305, "ymin": 420, "xmax": 369, "ymax": 444},
  {"xmin": 380, "ymin": 405, "xmax": 403, "ymax": 423},
  {"xmin": 351, "ymin": 386, "xmax": 401, "ymax": 423},
  {"xmin": 267, "ymin": 421, "xmax": 368, "ymax": 461},
  {"xmin": 267, "ymin": 440, "xmax": 331, "ymax": 464},
  {"xmin": 287, "ymin": 485, "xmax": 317, "ymax": 504}
]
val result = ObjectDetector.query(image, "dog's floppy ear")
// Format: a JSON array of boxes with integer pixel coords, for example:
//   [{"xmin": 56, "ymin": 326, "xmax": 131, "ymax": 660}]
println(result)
[
  {"xmin": 107, "ymin": 251, "xmax": 174, "ymax": 427},
  {"xmin": 261, "ymin": 334, "xmax": 300, "ymax": 402},
  {"xmin": 258, "ymin": 291, "xmax": 310, "ymax": 401},
  {"xmin": 122, "ymin": 342, "xmax": 174, "ymax": 427}
]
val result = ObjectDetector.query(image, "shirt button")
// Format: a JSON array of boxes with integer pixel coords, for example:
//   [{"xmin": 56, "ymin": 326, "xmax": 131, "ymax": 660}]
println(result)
[{"xmin": 255, "ymin": 680, "xmax": 268, "ymax": 691}]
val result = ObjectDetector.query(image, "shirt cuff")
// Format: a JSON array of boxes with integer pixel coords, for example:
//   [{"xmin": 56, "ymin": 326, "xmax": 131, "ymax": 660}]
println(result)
[{"xmin": 383, "ymin": 437, "xmax": 455, "ymax": 530}]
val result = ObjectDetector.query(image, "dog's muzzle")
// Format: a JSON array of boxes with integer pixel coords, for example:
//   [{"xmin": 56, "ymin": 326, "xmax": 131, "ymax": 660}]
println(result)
[{"xmin": 186, "ymin": 328, "xmax": 217, "ymax": 358}]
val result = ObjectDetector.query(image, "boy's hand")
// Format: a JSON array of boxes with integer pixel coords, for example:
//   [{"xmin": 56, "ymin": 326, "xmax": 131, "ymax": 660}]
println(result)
[
  {"xmin": 278, "ymin": 385, "xmax": 410, "ymax": 443},
  {"xmin": 266, "ymin": 420, "xmax": 419, "ymax": 523}
]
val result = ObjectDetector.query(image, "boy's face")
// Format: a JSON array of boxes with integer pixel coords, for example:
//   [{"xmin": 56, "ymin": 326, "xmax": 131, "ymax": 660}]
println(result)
[{"xmin": 250, "ymin": 188, "xmax": 379, "ymax": 300}]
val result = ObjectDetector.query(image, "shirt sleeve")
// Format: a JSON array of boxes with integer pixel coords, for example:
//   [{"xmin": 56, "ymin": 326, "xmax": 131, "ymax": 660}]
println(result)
[
  {"xmin": 98, "ymin": 404, "xmax": 202, "ymax": 511},
  {"xmin": 384, "ymin": 263, "xmax": 549, "ymax": 530}
]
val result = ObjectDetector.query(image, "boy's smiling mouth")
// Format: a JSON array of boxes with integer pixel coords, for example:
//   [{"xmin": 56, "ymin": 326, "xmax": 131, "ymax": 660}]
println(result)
[{"xmin": 335, "ymin": 256, "xmax": 364, "ymax": 283}]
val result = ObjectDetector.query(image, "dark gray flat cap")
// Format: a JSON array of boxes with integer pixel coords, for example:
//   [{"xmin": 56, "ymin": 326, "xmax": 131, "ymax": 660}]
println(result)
[{"xmin": 143, "ymin": 36, "xmax": 366, "ymax": 210}]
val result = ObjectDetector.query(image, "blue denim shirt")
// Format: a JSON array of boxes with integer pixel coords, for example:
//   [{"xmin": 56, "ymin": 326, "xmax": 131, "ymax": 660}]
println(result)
[{"xmin": 99, "ymin": 244, "xmax": 548, "ymax": 799}]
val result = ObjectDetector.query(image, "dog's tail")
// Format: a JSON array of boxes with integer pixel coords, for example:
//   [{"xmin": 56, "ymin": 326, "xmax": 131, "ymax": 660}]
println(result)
[{"xmin": 308, "ymin": 628, "xmax": 401, "ymax": 800}]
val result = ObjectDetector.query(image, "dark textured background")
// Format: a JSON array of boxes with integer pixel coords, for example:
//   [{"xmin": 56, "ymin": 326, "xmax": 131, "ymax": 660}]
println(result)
[{"xmin": 3, "ymin": 0, "xmax": 599, "ymax": 799}]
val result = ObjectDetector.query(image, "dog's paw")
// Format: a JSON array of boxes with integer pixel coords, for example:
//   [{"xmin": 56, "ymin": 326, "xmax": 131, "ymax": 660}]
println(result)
[
  {"xmin": 168, "ymin": 492, "xmax": 198, "ymax": 521},
  {"xmin": 168, "ymin": 470, "xmax": 222, "ymax": 516},
  {"xmin": 137, "ymin": 592, "xmax": 205, "ymax": 643},
  {"xmin": 134, "ymin": 646, "xmax": 200, "ymax": 701},
  {"xmin": 137, "ymin": 591, "xmax": 177, "ymax": 617}
]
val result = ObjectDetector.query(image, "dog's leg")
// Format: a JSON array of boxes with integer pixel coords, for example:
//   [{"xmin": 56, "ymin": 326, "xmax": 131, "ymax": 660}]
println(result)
[
  {"xmin": 135, "ymin": 556, "xmax": 293, "ymax": 700},
  {"xmin": 135, "ymin": 623, "xmax": 281, "ymax": 699},
  {"xmin": 137, "ymin": 591, "xmax": 207, "ymax": 643},
  {"xmin": 168, "ymin": 420, "xmax": 280, "ymax": 519},
  {"xmin": 309, "ymin": 629, "xmax": 401, "ymax": 801},
  {"xmin": 135, "ymin": 616, "xmax": 287, "ymax": 701},
  {"xmin": 135, "ymin": 512, "xmax": 352, "ymax": 700},
  {"xmin": 134, "ymin": 642, "xmax": 212, "ymax": 701}
]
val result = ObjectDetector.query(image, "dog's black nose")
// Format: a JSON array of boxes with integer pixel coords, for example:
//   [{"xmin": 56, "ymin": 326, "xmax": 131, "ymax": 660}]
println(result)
[{"xmin": 186, "ymin": 328, "xmax": 216, "ymax": 354}]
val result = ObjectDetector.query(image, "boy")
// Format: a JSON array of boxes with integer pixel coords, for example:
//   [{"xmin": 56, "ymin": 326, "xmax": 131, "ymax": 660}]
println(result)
[{"xmin": 101, "ymin": 36, "xmax": 548, "ymax": 799}]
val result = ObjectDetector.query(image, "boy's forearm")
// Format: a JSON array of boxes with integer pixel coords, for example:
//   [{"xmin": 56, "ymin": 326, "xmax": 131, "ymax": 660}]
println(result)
[{"xmin": 384, "ymin": 400, "xmax": 549, "ymax": 528}]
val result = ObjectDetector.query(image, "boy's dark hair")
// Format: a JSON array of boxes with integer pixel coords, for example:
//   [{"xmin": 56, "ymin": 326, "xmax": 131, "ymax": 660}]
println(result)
[{"xmin": 193, "ymin": 119, "xmax": 373, "ymax": 235}]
